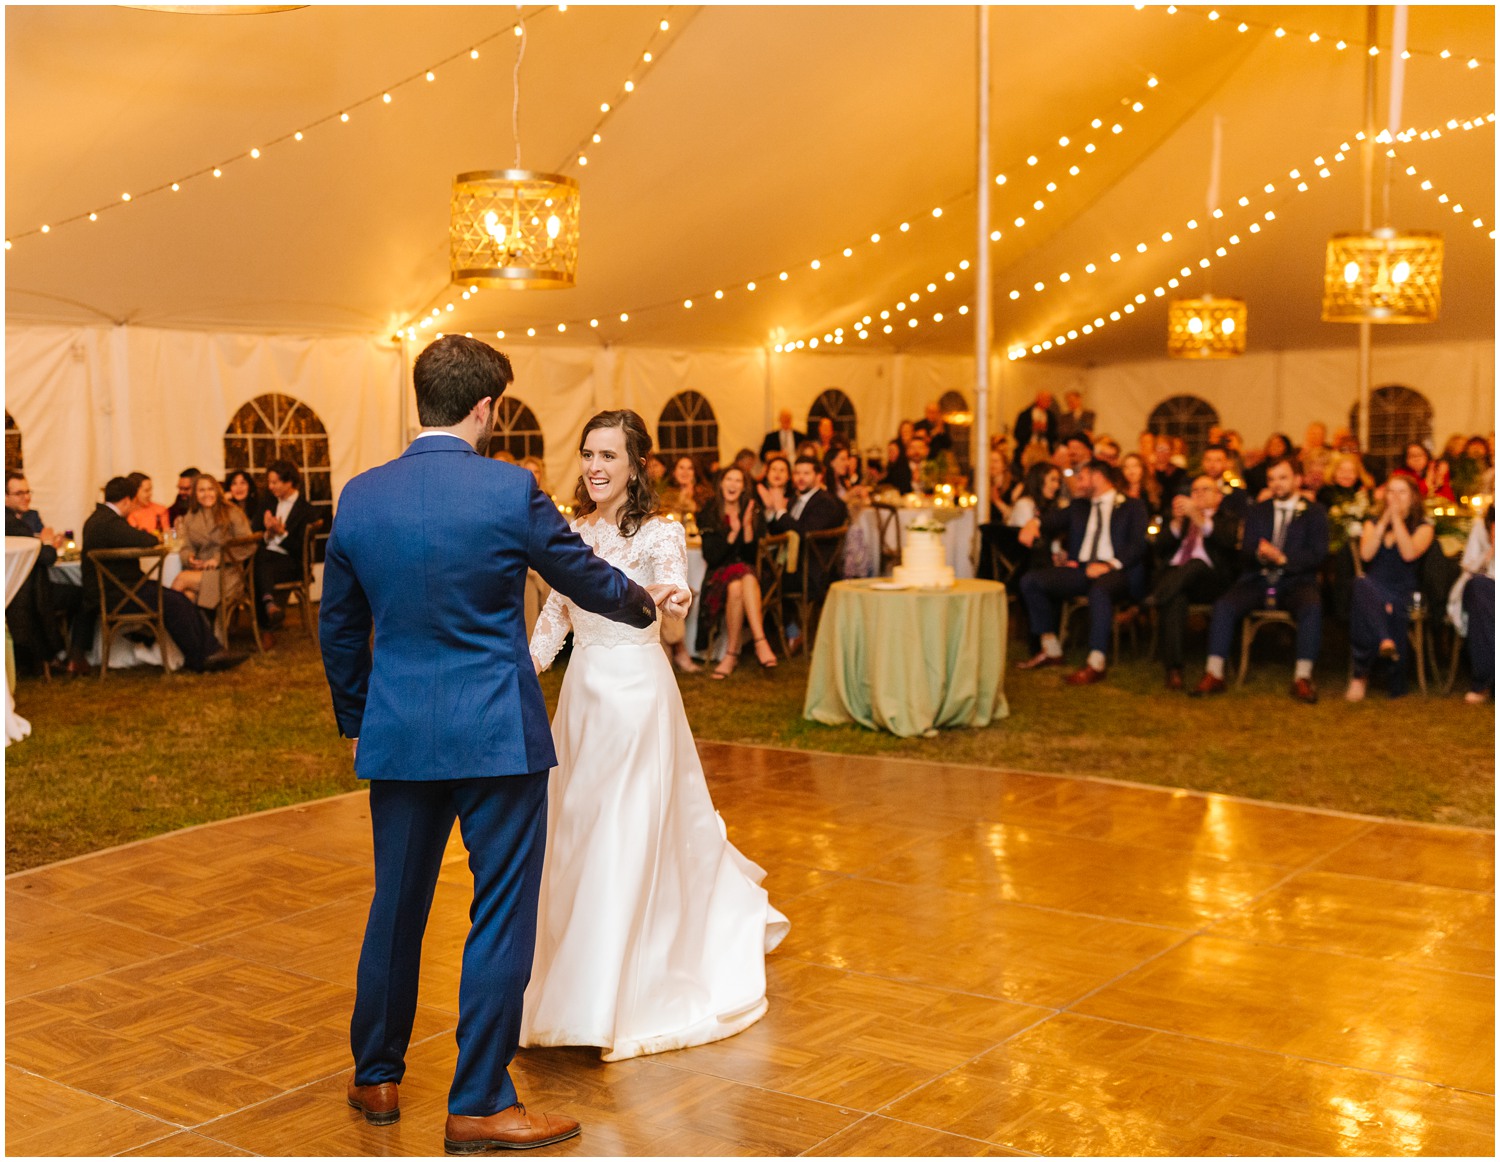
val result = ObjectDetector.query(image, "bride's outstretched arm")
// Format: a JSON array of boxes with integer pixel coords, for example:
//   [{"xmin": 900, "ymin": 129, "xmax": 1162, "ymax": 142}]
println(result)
[
  {"xmin": 530, "ymin": 590, "xmax": 572, "ymax": 673},
  {"xmin": 649, "ymin": 519, "xmax": 692, "ymax": 617}
]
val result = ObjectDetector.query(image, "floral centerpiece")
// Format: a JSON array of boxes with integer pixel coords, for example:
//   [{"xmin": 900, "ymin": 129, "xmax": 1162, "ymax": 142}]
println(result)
[{"xmin": 1325, "ymin": 489, "xmax": 1372, "ymax": 553}]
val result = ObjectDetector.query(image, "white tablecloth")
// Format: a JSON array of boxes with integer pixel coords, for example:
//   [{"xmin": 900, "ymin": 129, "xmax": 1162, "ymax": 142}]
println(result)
[
  {"xmin": 6, "ymin": 536, "xmax": 42, "ymax": 745},
  {"xmin": 850, "ymin": 505, "xmax": 978, "ymax": 580},
  {"xmin": 50, "ymin": 553, "xmax": 185, "ymax": 671}
]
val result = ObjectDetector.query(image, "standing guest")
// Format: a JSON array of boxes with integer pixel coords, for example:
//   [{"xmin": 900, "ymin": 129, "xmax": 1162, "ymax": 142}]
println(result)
[
  {"xmin": 166, "ymin": 468, "xmax": 199, "ymax": 527},
  {"xmin": 1193, "ymin": 458, "xmax": 1328, "ymax": 703},
  {"xmin": 659, "ymin": 455, "xmax": 711, "ymax": 521},
  {"xmin": 224, "ymin": 470, "xmax": 260, "ymax": 523},
  {"xmin": 1151, "ymin": 437, "xmax": 1188, "ymax": 497},
  {"xmin": 80, "ymin": 476, "xmax": 246, "ymax": 673},
  {"xmin": 757, "ymin": 455, "xmax": 791, "ymax": 512},
  {"xmin": 1012, "ymin": 391, "xmax": 1059, "ymax": 468},
  {"xmin": 759, "ymin": 409, "xmax": 806, "ymax": 462},
  {"xmin": 1344, "ymin": 475, "xmax": 1433, "ymax": 701},
  {"xmin": 172, "ymin": 473, "xmax": 255, "ymax": 613},
  {"xmin": 1199, "ymin": 443, "xmax": 1248, "ymax": 519},
  {"xmin": 254, "ymin": 459, "xmax": 314, "ymax": 632},
  {"xmin": 125, "ymin": 473, "xmax": 171, "ymax": 535},
  {"xmin": 696, "ymin": 467, "xmax": 779, "ymax": 677},
  {"xmin": 1056, "ymin": 391, "xmax": 1096, "ymax": 442},
  {"xmin": 1149, "ymin": 475, "xmax": 1241, "ymax": 689},
  {"xmin": 1120, "ymin": 452, "xmax": 1162, "ymax": 519},
  {"xmin": 914, "ymin": 402, "xmax": 953, "ymax": 456},
  {"xmin": 1244, "ymin": 433, "xmax": 1293, "ymax": 498},
  {"xmin": 1016, "ymin": 460, "xmax": 1148, "ymax": 685},
  {"xmin": 1449, "ymin": 504, "xmax": 1495, "ymax": 703},
  {"xmin": 4, "ymin": 470, "xmax": 80, "ymax": 675}
]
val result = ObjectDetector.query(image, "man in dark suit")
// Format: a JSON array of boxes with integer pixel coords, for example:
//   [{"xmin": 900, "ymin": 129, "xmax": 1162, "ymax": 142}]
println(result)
[
  {"xmin": 1016, "ymin": 459, "xmax": 1148, "ymax": 685},
  {"xmin": 4, "ymin": 471, "xmax": 81, "ymax": 674},
  {"xmin": 766, "ymin": 454, "xmax": 848, "ymax": 637},
  {"xmin": 1012, "ymin": 390, "xmax": 1059, "ymax": 470},
  {"xmin": 254, "ymin": 459, "xmax": 315, "ymax": 635},
  {"xmin": 1056, "ymin": 390, "xmax": 1096, "ymax": 443},
  {"xmin": 1151, "ymin": 437, "xmax": 1188, "ymax": 502},
  {"xmin": 759, "ymin": 409, "xmax": 807, "ymax": 462},
  {"xmin": 913, "ymin": 402, "xmax": 953, "ymax": 457},
  {"xmin": 320, "ymin": 336, "xmax": 670, "ymax": 1150},
  {"xmin": 1199, "ymin": 443, "xmax": 1249, "ymax": 520},
  {"xmin": 79, "ymin": 477, "xmax": 245, "ymax": 673},
  {"xmin": 1147, "ymin": 474, "xmax": 1241, "ymax": 689},
  {"xmin": 1193, "ymin": 457, "xmax": 1329, "ymax": 703}
]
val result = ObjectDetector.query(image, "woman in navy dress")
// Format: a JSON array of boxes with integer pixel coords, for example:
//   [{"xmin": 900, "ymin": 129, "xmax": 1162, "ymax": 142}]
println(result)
[{"xmin": 1345, "ymin": 474, "xmax": 1433, "ymax": 701}]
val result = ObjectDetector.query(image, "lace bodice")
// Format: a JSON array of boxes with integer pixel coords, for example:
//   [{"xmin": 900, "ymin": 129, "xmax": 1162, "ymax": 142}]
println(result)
[{"xmin": 530, "ymin": 516, "xmax": 688, "ymax": 671}]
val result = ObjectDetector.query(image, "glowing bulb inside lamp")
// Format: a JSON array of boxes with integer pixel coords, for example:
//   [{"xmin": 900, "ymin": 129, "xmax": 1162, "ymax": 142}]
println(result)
[{"xmin": 1391, "ymin": 260, "xmax": 1411, "ymax": 283}]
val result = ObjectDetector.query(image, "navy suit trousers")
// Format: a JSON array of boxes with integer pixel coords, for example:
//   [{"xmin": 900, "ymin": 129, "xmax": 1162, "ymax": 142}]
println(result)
[
  {"xmin": 1208, "ymin": 575, "xmax": 1323, "ymax": 663},
  {"xmin": 1464, "ymin": 575, "xmax": 1494, "ymax": 693},
  {"xmin": 352, "ymin": 773, "xmax": 548, "ymax": 1116},
  {"xmin": 1021, "ymin": 565, "xmax": 1134, "ymax": 656}
]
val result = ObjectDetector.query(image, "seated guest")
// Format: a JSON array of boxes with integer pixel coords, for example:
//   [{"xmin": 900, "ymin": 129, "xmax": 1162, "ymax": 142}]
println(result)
[
  {"xmin": 1094, "ymin": 434, "xmax": 1122, "ymax": 466},
  {"xmin": 172, "ymin": 473, "xmax": 255, "ymax": 614},
  {"xmin": 1151, "ymin": 437, "xmax": 1187, "ymax": 500},
  {"xmin": 254, "ymin": 459, "xmax": 314, "ymax": 632},
  {"xmin": 125, "ymin": 472, "xmax": 171, "ymax": 535},
  {"xmin": 882, "ymin": 433, "xmax": 932, "ymax": 495},
  {"xmin": 1063, "ymin": 432, "xmax": 1093, "ymax": 472},
  {"xmin": 696, "ymin": 466, "xmax": 778, "ymax": 677},
  {"xmin": 823, "ymin": 444, "xmax": 866, "ymax": 504},
  {"xmin": 914, "ymin": 402, "xmax": 953, "ymax": 456},
  {"xmin": 1193, "ymin": 457, "xmax": 1329, "ymax": 702},
  {"xmin": 1012, "ymin": 390, "xmax": 1058, "ymax": 469},
  {"xmin": 988, "ymin": 450, "xmax": 1017, "ymax": 523},
  {"xmin": 520, "ymin": 456, "xmax": 548, "ymax": 494},
  {"xmin": 731, "ymin": 447, "xmax": 761, "ymax": 483},
  {"xmin": 4, "ymin": 471, "xmax": 81, "ymax": 675},
  {"xmin": 878, "ymin": 439, "xmax": 904, "ymax": 485},
  {"xmin": 1148, "ymin": 475, "xmax": 1241, "ymax": 689},
  {"xmin": 1330, "ymin": 426, "xmax": 1361, "ymax": 456},
  {"xmin": 1017, "ymin": 459, "xmax": 1148, "ymax": 685},
  {"xmin": 1389, "ymin": 441, "xmax": 1453, "ymax": 500},
  {"xmin": 760, "ymin": 409, "xmax": 806, "ymax": 462},
  {"xmin": 488, "ymin": 448, "xmax": 518, "ymax": 464},
  {"xmin": 1449, "ymin": 504, "xmax": 1495, "ymax": 703},
  {"xmin": 978, "ymin": 451, "xmax": 1016, "ymax": 582},
  {"xmin": 224, "ymin": 470, "xmax": 260, "ymax": 524},
  {"xmin": 825, "ymin": 446, "xmax": 875, "ymax": 578},
  {"xmin": 765, "ymin": 455, "xmax": 849, "ymax": 638},
  {"xmin": 1318, "ymin": 452, "xmax": 1376, "ymax": 623},
  {"xmin": 1345, "ymin": 475, "xmax": 1433, "ymax": 701},
  {"xmin": 1057, "ymin": 390, "xmax": 1096, "ymax": 442},
  {"xmin": 1137, "ymin": 431, "xmax": 1157, "ymax": 460},
  {"xmin": 757, "ymin": 454, "xmax": 792, "ymax": 512},
  {"xmin": 660, "ymin": 454, "xmax": 711, "ymax": 520},
  {"xmin": 813, "ymin": 416, "xmax": 842, "ymax": 458},
  {"xmin": 1120, "ymin": 452, "xmax": 1162, "ymax": 519},
  {"xmin": 80, "ymin": 476, "xmax": 246, "ymax": 673},
  {"xmin": 166, "ymin": 467, "xmax": 199, "ymax": 526},
  {"xmin": 1298, "ymin": 451, "xmax": 1328, "ymax": 502},
  {"xmin": 1200, "ymin": 443, "xmax": 1248, "ymax": 519},
  {"xmin": 1452, "ymin": 434, "xmax": 1493, "ymax": 498},
  {"xmin": 1303, "ymin": 421, "xmax": 1329, "ymax": 458},
  {"xmin": 1425, "ymin": 455, "xmax": 1457, "ymax": 503},
  {"xmin": 644, "ymin": 453, "xmax": 667, "ymax": 490}
]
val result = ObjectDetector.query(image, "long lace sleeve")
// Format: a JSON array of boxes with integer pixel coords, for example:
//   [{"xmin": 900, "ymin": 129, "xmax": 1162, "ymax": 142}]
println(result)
[
  {"xmin": 648, "ymin": 518, "xmax": 690, "ymax": 590},
  {"xmin": 529, "ymin": 589, "xmax": 573, "ymax": 673}
]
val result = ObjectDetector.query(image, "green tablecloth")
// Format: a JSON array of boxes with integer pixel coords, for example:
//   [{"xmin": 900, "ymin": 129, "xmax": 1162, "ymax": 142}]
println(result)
[{"xmin": 803, "ymin": 578, "xmax": 1008, "ymax": 737}]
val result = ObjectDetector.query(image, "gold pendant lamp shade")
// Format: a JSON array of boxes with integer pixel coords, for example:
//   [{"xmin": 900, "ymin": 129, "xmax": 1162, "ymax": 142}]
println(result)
[
  {"xmin": 450, "ymin": 170, "xmax": 580, "ymax": 290},
  {"xmin": 1167, "ymin": 296, "xmax": 1247, "ymax": 359},
  {"xmin": 1322, "ymin": 227, "xmax": 1443, "ymax": 323}
]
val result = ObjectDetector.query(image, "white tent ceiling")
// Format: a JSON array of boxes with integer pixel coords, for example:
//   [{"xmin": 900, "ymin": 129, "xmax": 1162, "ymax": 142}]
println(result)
[{"xmin": 5, "ymin": 4, "xmax": 1494, "ymax": 365}]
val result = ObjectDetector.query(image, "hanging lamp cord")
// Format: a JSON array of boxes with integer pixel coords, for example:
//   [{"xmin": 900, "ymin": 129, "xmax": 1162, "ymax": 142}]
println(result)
[{"xmin": 513, "ymin": 6, "xmax": 527, "ymax": 169}]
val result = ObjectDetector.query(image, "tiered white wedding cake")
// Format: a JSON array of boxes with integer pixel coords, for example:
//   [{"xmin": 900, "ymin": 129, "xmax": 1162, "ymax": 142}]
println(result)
[{"xmin": 892, "ymin": 527, "xmax": 955, "ymax": 588}]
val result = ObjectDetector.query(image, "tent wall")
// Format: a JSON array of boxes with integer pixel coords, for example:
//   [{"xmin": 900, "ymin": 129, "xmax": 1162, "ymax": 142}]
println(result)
[{"xmin": 6, "ymin": 324, "xmax": 1492, "ymax": 532}]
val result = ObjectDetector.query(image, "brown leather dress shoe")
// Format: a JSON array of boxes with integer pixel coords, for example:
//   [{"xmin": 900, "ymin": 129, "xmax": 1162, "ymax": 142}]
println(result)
[
  {"xmin": 347, "ymin": 1079, "xmax": 400, "ymax": 1126},
  {"xmin": 445, "ymin": 1105, "xmax": 581, "ymax": 1153},
  {"xmin": 1065, "ymin": 665, "xmax": 1106, "ymax": 685},
  {"xmin": 1189, "ymin": 673, "xmax": 1227, "ymax": 697},
  {"xmin": 1165, "ymin": 668, "xmax": 1184, "ymax": 690},
  {"xmin": 1290, "ymin": 677, "xmax": 1319, "ymax": 704},
  {"xmin": 1017, "ymin": 652, "xmax": 1065, "ymax": 671}
]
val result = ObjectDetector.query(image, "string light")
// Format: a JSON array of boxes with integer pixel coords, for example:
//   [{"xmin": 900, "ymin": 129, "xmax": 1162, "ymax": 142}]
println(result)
[{"xmin": 1393, "ymin": 148, "xmax": 1494, "ymax": 232}]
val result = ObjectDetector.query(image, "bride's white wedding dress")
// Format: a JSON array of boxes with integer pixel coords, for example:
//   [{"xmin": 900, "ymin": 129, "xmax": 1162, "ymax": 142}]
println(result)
[{"xmin": 522, "ymin": 515, "xmax": 789, "ymax": 1062}]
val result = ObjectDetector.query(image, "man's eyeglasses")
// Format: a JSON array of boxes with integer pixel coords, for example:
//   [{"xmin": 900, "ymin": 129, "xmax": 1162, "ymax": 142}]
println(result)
[{"xmin": 7, "ymin": 489, "xmax": 32, "ymax": 498}]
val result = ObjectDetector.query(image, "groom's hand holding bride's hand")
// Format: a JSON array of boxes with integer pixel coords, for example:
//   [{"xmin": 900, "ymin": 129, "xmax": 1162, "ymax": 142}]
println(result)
[{"xmin": 645, "ymin": 584, "xmax": 692, "ymax": 620}]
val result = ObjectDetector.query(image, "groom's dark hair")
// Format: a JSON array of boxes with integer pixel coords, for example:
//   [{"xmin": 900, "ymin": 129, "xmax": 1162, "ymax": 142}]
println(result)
[{"xmin": 413, "ymin": 336, "xmax": 514, "ymax": 427}]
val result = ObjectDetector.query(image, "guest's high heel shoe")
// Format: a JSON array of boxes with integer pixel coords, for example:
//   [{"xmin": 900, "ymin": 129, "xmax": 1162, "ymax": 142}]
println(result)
[
  {"xmin": 752, "ymin": 634, "xmax": 778, "ymax": 670},
  {"xmin": 710, "ymin": 652, "xmax": 738, "ymax": 680}
]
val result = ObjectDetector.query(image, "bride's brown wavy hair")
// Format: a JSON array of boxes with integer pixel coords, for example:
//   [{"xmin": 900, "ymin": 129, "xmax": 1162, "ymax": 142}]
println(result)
[{"xmin": 573, "ymin": 409, "xmax": 660, "ymax": 538}]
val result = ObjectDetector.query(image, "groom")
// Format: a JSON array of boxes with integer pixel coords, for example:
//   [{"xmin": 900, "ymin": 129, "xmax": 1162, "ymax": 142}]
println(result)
[{"xmin": 320, "ymin": 335, "xmax": 684, "ymax": 1153}]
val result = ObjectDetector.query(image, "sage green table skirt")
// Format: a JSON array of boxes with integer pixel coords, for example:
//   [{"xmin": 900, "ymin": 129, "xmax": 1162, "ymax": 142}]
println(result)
[{"xmin": 803, "ymin": 578, "xmax": 1009, "ymax": 737}]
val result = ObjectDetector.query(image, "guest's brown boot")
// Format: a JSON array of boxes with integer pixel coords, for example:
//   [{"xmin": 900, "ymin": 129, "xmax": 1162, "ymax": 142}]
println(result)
[
  {"xmin": 445, "ymin": 1105, "xmax": 581, "ymax": 1153},
  {"xmin": 347, "ymin": 1079, "xmax": 400, "ymax": 1126}
]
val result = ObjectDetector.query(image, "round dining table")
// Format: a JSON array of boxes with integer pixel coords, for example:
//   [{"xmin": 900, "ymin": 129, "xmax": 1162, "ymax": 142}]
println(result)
[
  {"xmin": 50, "ymin": 553, "xmax": 186, "ymax": 670},
  {"xmin": 803, "ymin": 577, "xmax": 1009, "ymax": 738}
]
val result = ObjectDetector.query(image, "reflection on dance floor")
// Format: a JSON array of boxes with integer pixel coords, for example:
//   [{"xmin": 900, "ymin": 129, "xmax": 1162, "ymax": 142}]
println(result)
[{"xmin": 6, "ymin": 742, "xmax": 1493, "ymax": 1156}]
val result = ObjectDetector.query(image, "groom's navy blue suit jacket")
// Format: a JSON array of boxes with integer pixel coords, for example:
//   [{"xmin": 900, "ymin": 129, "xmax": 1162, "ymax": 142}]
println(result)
[{"xmin": 319, "ymin": 434, "xmax": 657, "ymax": 780}]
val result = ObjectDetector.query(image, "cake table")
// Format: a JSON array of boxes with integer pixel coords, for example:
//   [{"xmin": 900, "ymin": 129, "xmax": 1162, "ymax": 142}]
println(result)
[{"xmin": 803, "ymin": 577, "xmax": 1008, "ymax": 737}]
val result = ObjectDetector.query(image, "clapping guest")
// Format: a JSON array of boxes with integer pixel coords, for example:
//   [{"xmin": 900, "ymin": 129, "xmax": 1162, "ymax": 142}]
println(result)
[
  {"xmin": 1148, "ymin": 475, "xmax": 1241, "ymax": 689},
  {"xmin": 757, "ymin": 455, "xmax": 792, "ymax": 512},
  {"xmin": 696, "ymin": 467, "xmax": 778, "ymax": 677},
  {"xmin": 172, "ymin": 473, "xmax": 254, "ymax": 613},
  {"xmin": 125, "ymin": 473, "xmax": 171, "ymax": 535},
  {"xmin": 1345, "ymin": 475, "xmax": 1434, "ymax": 701},
  {"xmin": 254, "ymin": 459, "xmax": 314, "ymax": 633},
  {"xmin": 1390, "ymin": 441, "xmax": 1451, "ymax": 500},
  {"xmin": 224, "ymin": 470, "xmax": 260, "ymax": 523},
  {"xmin": 1016, "ymin": 460, "xmax": 1148, "ymax": 685},
  {"xmin": 1449, "ymin": 504, "xmax": 1495, "ymax": 703},
  {"xmin": 660, "ymin": 455, "xmax": 711, "ymax": 521}
]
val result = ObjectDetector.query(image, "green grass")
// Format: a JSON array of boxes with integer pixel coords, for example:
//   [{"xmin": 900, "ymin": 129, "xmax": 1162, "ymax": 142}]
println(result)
[{"xmin": 6, "ymin": 623, "xmax": 1492, "ymax": 872}]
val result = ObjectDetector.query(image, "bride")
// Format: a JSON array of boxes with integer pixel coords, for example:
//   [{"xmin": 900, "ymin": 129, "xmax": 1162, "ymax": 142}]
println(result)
[{"xmin": 523, "ymin": 409, "xmax": 789, "ymax": 1061}]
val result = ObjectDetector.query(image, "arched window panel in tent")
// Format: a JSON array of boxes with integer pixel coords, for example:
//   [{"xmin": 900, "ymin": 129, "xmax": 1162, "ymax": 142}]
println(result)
[
  {"xmin": 1149, "ymin": 395, "xmax": 1220, "ymax": 461},
  {"xmin": 5, "ymin": 412, "xmax": 21, "ymax": 474},
  {"xmin": 657, "ymin": 391, "xmax": 720, "ymax": 468},
  {"xmin": 939, "ymin": 390, "xmax": 972, "ymax": 469},
  {"xmin": 492, "ymin": 397, "xmax": 545, "ymax": 462},
  {"xmin": 807, "ymin": 389, "xmax": 857, "ymax": 448},
  {"xmin": 224, "ymin": 393, "xmax": 333, "ymax": 558},
  {"xmin": 1351, "ymin": 385, "xmax": 1434, "ymax": 481}
]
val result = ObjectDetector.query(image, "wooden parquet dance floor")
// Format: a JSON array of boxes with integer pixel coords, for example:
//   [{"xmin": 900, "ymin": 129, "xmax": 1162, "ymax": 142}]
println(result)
[{"xmin": 6, "ymin": 743, "xmax": 1494, "ymax": 1156}]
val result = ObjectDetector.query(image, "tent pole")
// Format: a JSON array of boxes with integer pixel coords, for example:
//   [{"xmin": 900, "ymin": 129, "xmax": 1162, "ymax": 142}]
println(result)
[
  {"xmin": 1357, "ymin": 4, "xmax": 1378, "ymax": 452},
  {"xmin": 399, "ymin": 333, "xmax": 413, "ymax": 451},
  {"xmin": 974, "ymin": 3, "xmax": 993, "ymax": 525}
]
